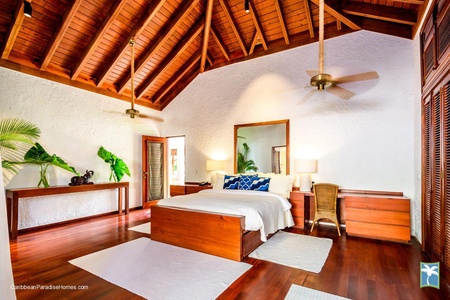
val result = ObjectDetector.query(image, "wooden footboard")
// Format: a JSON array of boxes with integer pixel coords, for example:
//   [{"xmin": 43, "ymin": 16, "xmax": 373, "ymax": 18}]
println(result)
[{"xmin": 151, "ymin": 205, "xmax": 262, "ymax": 261}]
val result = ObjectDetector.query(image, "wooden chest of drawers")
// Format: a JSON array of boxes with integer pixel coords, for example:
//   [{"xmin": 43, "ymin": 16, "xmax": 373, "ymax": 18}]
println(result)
[
  {"xmin": 289, "ymin": 191, "xmax": 310, "ymax": 229},
  {"xmin": 345, "ymin": 195, "xmax": 411, "ymax": 243}
]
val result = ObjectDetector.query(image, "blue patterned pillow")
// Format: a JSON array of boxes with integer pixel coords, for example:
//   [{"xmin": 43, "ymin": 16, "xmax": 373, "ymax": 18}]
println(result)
[
  {"xmin": 238, "ymin": 175, "xmax": 259, "ymax": 190},
  {"xmin": 223, "ymin": 175, "xmax": 240, "ymax": 189},
  {"xmin": 251, "ymin": 177, "xmax": 271, "ymax": 191}
]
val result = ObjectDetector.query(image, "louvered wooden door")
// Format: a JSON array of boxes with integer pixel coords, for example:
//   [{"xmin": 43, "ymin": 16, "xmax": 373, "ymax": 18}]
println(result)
[
  {"xmin": 423, "ymin": 82, "xmax": 450, "ymax": 273},
  {"xmin": 421, "ymin": 0, "xmax": 450, "ymax": 280},
  {"xmin": 142, "ymin": 136, "xmax": 167, "ymax": 208},
  {"xmin": 443, "ymin": 84, "xmax": 450, "ymax": 269}
]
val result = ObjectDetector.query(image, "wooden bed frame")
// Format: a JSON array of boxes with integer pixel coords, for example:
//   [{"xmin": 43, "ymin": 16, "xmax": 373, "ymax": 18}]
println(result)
[{"xmin": 151, "ymin": 205, "xmax": 263, "ymax": 261}]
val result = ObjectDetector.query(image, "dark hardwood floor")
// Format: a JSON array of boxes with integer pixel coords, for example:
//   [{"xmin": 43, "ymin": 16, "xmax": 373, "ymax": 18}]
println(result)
[{"xmin": 8, "ymin": 209, "xmax": 450, "ymax": 300}]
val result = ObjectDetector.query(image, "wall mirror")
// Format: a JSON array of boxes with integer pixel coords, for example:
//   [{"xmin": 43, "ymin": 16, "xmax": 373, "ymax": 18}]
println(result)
[{"xmin": 234, "ymin": 119, "xmax": 290, "ymax": 174}]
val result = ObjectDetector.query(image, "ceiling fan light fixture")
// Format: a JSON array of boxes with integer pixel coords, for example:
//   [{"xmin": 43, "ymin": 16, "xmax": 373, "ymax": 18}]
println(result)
[
  {"xmin": 244, "ymin": 0, "xmax": 250, "ymax": 13},
  {"xmin": 24, "ymin": 1, "xmax": 32, "ymax": 18},
  {"xmin": 126, "ymin": 108, "xmax": 139, "ymax": 118},
  {"xmin": 310, "ymin": 73, "xmax": 332, "ymax": 90}
]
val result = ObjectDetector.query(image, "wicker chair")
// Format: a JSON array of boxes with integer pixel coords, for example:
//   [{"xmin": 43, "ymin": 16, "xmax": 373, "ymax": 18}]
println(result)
[{"xmin": 311, "ymin": 183, "xmax": 341, "ymax": 236}]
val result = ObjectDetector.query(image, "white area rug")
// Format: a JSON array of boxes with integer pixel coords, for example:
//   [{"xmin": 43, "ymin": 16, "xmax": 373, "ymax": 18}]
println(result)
[
  {"xmin": 249, "ymin": 231, "xmax": 332, "ymax": 273},
  {"xmin": 69, "ymin": 237, "xmax": 251, "ymax": 300},
  {"xmin": 127, "ymin": 222, "xmax": 150, "ymax": 234},
  {"xmin": 285, "ymin": 284, "xmax": 350, "ymax": 300}
]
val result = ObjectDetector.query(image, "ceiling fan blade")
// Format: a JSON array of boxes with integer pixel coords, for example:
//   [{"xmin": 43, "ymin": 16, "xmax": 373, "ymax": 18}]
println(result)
[
  {"xmin": 327, "ymin": 85, "xmax": 355, "ymax": 100},
  {"xmin": 299, "ymin": 89, "xmax": 317, "ymax": 105},
  {"xmin": 138, "ymin": 114, "xmax": 164, "ymax": 123},
  {"xmin": 306, "ymin": 70, "xmax": 319, "ymax": 78},
  {"xmin": 333, "ymin": 71, "xmax": 379, "ymax": 84}
]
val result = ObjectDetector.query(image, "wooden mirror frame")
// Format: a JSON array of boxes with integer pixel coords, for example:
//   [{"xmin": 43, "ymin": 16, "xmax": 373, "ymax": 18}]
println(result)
[{"xmin": 234, "ymin": 119, "xmax": 290, "ymax": 174}]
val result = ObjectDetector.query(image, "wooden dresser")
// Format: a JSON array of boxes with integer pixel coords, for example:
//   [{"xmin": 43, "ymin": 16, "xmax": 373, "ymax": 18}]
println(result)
[
  {"xmin": 169, "ymin": 184, "xmax": 212, "ymax": 196},
  {"xmin": 345, "ymin": 195, "xmax": 411, "ymax": 243},
  {"xmin": 289, "ymin": 189, "xmax": 411, "ymax": 243}
]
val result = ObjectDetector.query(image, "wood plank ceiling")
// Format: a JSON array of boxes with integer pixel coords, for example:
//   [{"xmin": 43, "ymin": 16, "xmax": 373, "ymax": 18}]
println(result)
[{"xmin": 0, "ymin": 0, "xmax": 428, "ymax": 111}]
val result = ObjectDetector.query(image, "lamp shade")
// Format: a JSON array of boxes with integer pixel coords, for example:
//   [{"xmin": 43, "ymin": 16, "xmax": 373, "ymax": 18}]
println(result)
[
  {"xmin": 206, "ymin": 160, "xmax": 225, "ymax": 171},
  {"xmin": 294, "ymin": 159, "xmax": 317, "ymax": 173}
]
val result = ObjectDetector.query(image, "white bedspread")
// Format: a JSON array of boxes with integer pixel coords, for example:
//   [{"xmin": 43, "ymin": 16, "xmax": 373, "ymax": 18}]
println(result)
[{"xmin": 157, "ymin": 189, "xmax": 295, "ymax": 241}]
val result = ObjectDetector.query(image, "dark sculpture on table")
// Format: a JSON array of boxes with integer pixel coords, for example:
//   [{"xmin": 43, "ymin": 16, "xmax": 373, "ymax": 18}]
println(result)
[{"xmin": 69, "ymin": 170, "xmax": 94, "ymax": 186}]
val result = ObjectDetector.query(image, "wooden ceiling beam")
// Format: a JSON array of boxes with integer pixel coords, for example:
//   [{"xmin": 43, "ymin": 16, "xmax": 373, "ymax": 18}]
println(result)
[
  {"xmin": 200, "ymin": 0, "xmax": 214, "ymax": 73},
  {"xmin": 342, "ymin": 2, "xmax": 417, "ymax": 26},
  {"xmin": 159, "ymin": 61, "xmax": 200, "ymax": 110},
  {"xmin": 351, "ymin": 16, "xmax": 412, "ymax": 39},
  {"xmin": 218, "ymin": 0, "xmax": 248, "ymax": 56},
  {"xmin": 1, "ymin": 0, "xmax": 26, "ymax": 59},
  {"xmin": 249, "ymin": 0, "xmax": 268, "ymax": 51},
  {"xmin": 205, "ymin": 23, "xmax": 355, "ymax": 72},
  {"xmin": 249, "ymin": 31, "xmax": 259, "ymax": 55},
  {"xmin": 136, "ymin": 18, "xmax": 205, "ymax": 100},
  {"xmin": 310, "ymin": 0, "xmax": 361, "ymax": 30},
  {"xmin": 71, "ymin": 0, "xmax": 128, "ymax": 80},
  {"xmin": 154, "ymin": 49, "xmax": 202, "ymax": 104},
  {"xmin": 391, "ymin": 0, "xmax": 425, "ymax": 4},
  {"xmin": 95, "ymin": 0, "xmax": 165, "ymax": 88},
  {"xmin": 210, "ymin": 26, "xmax": 230, "ymax": 61},
  {"xmin": 40, "ymin": 0, "xmax": 83, "ymax": 70},
  {"xmin": 303, "ymin": 0, "xmax": 315, "ymax": 38},
  {"xmin": 117, "ymin": 0, "xmax": 200, "ymax": 94},
  {"xmin": 274, "ymin": 0, "xmax": 290, "ymax": 45}
]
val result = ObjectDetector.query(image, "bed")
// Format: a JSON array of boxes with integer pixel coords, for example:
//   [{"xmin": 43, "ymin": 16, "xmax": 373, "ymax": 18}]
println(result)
[{"xmin": 151, "ymin": 175, "xmax": 295, "ymax": 261}]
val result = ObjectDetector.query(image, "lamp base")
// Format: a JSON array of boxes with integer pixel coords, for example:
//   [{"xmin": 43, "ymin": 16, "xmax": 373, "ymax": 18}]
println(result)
[{"xmin": 299, "ymin": 174, "xmax": 311, "ymax": 192}]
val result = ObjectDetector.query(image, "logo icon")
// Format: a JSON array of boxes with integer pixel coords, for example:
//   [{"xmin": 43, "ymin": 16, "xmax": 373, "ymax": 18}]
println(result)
[{"xmin": 420, "ymin": 262, "xmax": 440, "ymax": 289}]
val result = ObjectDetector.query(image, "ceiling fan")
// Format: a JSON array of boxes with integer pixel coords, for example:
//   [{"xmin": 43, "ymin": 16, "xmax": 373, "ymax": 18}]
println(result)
[
  {"xmin": 107, "ymin": 38, "xmax": 164, "ymax": 122},
  {"xmin": 305, "ymin": 0, "xmax": 379, "ymax": 101}
]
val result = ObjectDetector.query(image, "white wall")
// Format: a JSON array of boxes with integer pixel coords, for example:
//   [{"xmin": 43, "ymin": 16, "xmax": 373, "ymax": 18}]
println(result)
[
  {"xmin": 161, "ymin": 30, "xmax": 421, "ymax": 238},
  {"xmin": 0, "ymin": 30, "xmax": 421, "ymax": 238},
  {"xmin": 0, "ymin": 69, "xmax": 163, "ymax": 229}
]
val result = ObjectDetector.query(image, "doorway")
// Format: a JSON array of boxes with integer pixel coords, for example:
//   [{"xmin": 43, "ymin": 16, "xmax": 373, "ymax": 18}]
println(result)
[{"xmin": 142, "ymin": 136, "xmax": 166, "ymax": 208}]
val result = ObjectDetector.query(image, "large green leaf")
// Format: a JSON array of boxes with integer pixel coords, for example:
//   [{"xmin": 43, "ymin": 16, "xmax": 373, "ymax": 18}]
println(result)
[
  {"xmin": 97, "ymin": 146, "xmax": 130, "ymax": 182},
  {"xmin": 21, "ymin": 142, "xmax": 78, "ymax": 174},
  {"xmin": 0, "ymin": 118, "xmax": 41, "ymax": 185}
]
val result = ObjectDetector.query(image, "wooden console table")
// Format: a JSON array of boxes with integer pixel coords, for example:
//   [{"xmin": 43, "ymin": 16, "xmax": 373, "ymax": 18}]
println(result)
[{"xmin": 5, "ymin": 182, "xmax": 129, "ymax": 240}]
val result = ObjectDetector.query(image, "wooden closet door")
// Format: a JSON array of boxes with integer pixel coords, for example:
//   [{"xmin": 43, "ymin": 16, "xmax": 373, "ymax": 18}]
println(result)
[
  {"xmin": 432, "ymin": 92, "xmax": 443, "ymax": 260},
  {"xmin": 443, "ymin": 83, "xmax": 450, "ymax": 270},
  {"xmin": 423, "ymin": 99, "xmax": 432, "ymax": 256}
]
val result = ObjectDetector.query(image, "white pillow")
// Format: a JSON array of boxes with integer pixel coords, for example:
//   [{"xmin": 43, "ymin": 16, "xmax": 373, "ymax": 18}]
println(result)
[
  {"xmin": 266, "ymin": 174, "xmax": 294, "ymax": 198},
  {"xmin": 213, "ymin": 173, "xmax": 225, "ymax": 189}
]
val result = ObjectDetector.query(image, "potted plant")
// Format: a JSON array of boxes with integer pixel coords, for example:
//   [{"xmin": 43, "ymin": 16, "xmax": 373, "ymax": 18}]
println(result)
[
  {"xmin": 97, "ymin": 146, "xmax": 131, "ymax": 182},
  {"xmin": 237, "ymin": 143, "xmax": 258, "ymax": 173},
  {"xmin": 0, "ymin": 118, "xmax": 41, "ymax": 185},
  {"xmin": 4, "ymin": 142, "xmax": 79, "ymax": 188}
]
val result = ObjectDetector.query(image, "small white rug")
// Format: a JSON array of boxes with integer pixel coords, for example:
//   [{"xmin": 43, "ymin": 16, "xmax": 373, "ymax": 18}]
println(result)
[
  {"xmin": 285, "ymin": 284, "xmax": 350, "ymax": 300},
  {"xmin": 69, "ymin": 237, "xmax": 251, "ymax": 300},
  {"xmin": 249, "ymin": 231, "xmax": 332, "ymax": 273},
  {"xmin": 127, "ymin": 222, "xmax": 151, "ymax": 234}
]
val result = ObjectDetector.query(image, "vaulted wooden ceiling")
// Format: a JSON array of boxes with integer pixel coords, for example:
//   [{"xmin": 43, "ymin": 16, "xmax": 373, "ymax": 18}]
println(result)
[{"xmin": 0, "ymin": 0, "xmax": 428, "ymax": 111}]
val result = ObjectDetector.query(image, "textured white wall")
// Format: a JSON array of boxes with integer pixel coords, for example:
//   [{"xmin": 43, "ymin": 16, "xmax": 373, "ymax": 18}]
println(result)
[
  {"xmin": 0, "ymin": 69, "xmax": 163, "ymax": 229},
  {"xmin": 0, "ymin": 30, "xmax": 421, "ymax": 240},
  {"xmin": 161, "ymin": 31, "xmax": 421, "ymax": 238}
]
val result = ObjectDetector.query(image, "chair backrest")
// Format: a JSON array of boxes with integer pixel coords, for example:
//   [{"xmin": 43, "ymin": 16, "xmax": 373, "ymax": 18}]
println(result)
[{"xmin": 313, "ymin": 183, "xmax": 339, "ymax": 211}]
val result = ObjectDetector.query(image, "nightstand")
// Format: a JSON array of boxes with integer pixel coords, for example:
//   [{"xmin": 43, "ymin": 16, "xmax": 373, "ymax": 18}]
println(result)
[{"xmin": 289, "ymin": 191, "xmax": 310, "ymax": 229}]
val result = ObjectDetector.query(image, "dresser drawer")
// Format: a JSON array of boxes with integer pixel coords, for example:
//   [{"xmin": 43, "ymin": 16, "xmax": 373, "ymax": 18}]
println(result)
[
  {"xmin": 346, "ymin": 221, "xmax": 410, "ymax": 242},
  {"xmin": 292, "ymin": 216, "xmax": 306, "ymax": 229},
  {"xmin": 346, "ymin": 208, "xmax": 410, "ymax": 226},
  {"xmin": 345, "ymin": 196, "xmax": 410, "ymax": 212}
]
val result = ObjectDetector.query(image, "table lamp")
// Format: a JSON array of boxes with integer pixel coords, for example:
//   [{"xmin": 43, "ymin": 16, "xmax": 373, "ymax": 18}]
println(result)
[
  {"xmin": 206, "ymin": 160, "xmax": 225, "ymax": 186},
  {"xmin": 295, "ymin": 159, "xmax": 317, "ymax": 192}
]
